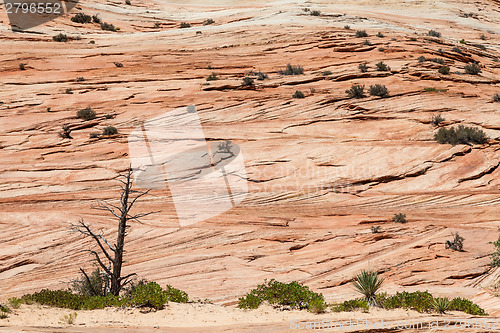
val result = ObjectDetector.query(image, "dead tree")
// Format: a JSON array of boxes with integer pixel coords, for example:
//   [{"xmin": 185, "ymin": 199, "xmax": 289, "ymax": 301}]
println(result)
[{"xmin": 71, "ymin": 167, "xmax": 157, "ymax": 296}]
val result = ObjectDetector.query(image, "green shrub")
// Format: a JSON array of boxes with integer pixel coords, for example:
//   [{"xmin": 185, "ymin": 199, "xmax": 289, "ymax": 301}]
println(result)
[
  {"xmin": 358, "ymin": 63, "xmax": 368, "ymax": 72},
  {"xmin": 53, "ymin": 33, "xmax": 69, "ymax": 42},
  {"xmin": 130, "ymin": 282, "xmax": 169, "ymax": 310},
  {"xmin": 22, "ymin": 289, "xmax": 86, "ymax": 310},
  {"xmin": 180, "ymin": 22, "xmax": 191, "ymax": 28},
  {"xmin": 393, "ymin": 212, "xmax": 407, "ymax": 223},
  {"xmin": 355, "ymin": 30, "xmax": 368, "ymax": 38},
  {"xmin": 375, "ymin": 61, "xmax": 391, "ymax": 71},
  {"xmin": 449, "ymin": 297, "xmax": 487, "ymax": 315},
  {"xmin": 353, "ymin": 270, "xmax": 385, "ymax": 304},
  {"xmin": 308, "ymin": 298, "xmax": 326, "ymax": 313},
  {"xmin": 430, "ymin": 58, "xmax": 444, "ymax": 64},
  {"xmin": 431, "ymin": 297, "xmax": 450, "ymax": 314},
  {"xmin": 293, "ymin": 90, "xmax": 305, "ymax": 99},
  {"xmin": 431, "ymin": 113, "xmax": 445, "ymax": 126},
  {"xmin": 418, "ymin": 56, "xmax": 426, "ymax": 62},
  {"xmin": 8, "ymin": 298, "xmax": 22, "ymax": 309},
  {"xmin": 346, "ymin": 84, "xmax": 365, "ymax": 98},
  {"xmin": 363, "ymin": 39, "xmax": 372, "ymax": 46},
  {"xmin": 310, "ymin": 10, "xmax": 321, "ymax": 16},
  {"xmin": 60, "ymin": 312, "xmax": 77, "ymax": 325},
  {"xmin": 428, "ymin": 30, "xmax": 441, "ymax": 38},
  {"xmin": 72, "ymin": 268, "xmax": 108, "ymax": 296},
  {"xmin": 102, "ymin": 126, "xmax": 118, "ymax": 136},
  {"xmin": 369, "ymin": 84, "xmax": 389, "ymax": 97},
  {"xmin": 493, "ymin": 93, "xmax": 500, "ymax": 102},
  {"xmin": 279, "ymin": 64, "xmax": 304, "ymax": 75},
  {"xmin": 464, "ymin": 63, "xmax": 481, "ymax": 75},
  {"xmin": 434, "ymin": 125, "xmax": 487, "ymax": 145},
  {"xmin": 206, "ymin": 72, "xmax": 218, "ymax": 81},
  {"xmin": 445, "ymin": 232, "xmax": 464, "ymax": 252},
  {"xmin": 203, "ymin": 19, "xmax": 215, "ymax": 25},
  {"xmin": 71, "ymin": 13, "xmax": 92, "ymax": 24},
  {"xmin": 101, "ymin": 22, "xmax": 117, "ymax": 32},
  {"xmin": 164, "ymin": 285, "xmax": 189, "ymax": 303},
  {"xmin": 331, "ymin": 299, "xmax": 369, "ymax": 312},
  {"xmin": 438, "ymin": 66, "xmax": 450, "ymax": 75},
  {"xmin": 77, "ymin": 107, "xmax": 96, "ymax": 120},
  {"xmin": 490, "ymin": 228, "xmax": 500, "ymax": 267},
  {"xmin": 238, "ymin": 279, "xmax": 325, "ymax": 311},
  {"xmin": 92, "ymin": 15, "xmax": 101, "ymax": 24},
  {"xmin": 380, "ymin": 291, "xmax": 433, "ymax": 312},
  {"xmin": 242, "ymin": 77, "xmax": 254, "ymax": 86},
  {"xmin": 0, "ymin": 304, "xmax": 10, "ymax": 313}
]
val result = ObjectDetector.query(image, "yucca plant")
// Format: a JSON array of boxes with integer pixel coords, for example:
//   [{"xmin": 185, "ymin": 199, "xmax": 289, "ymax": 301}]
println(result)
[
  {"xmin": 431, "ymin": 297, "xmax": 450, "ymax": 314},
  {"xmin": 353, "ymin": 270, "xmax": 385, "ymax": 304}
]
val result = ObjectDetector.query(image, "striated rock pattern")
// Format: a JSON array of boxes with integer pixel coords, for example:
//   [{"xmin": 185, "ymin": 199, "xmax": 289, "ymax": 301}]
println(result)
[{"xmin": 0, "ymin": 0, "xmax": 499, "ymax": 317}]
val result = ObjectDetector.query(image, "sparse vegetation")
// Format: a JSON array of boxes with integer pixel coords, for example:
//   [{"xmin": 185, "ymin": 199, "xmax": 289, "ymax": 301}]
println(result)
[
  {"xmin": 409, "ymin": 37, "xmax": 417, "ymax": 41},
  {"xmin": 114, "ymin": 62, "xmax": 123, "ymax": 68},
  {"xmin": 346, "ymin": 84, "xmax": 365, "ymax": 98},
  {"xmin": 431, "ymin": 113, "xmax": 445, "ymax": 126},
  {"xmin": 418, "ymin": 56, "xmax": 426, "ymax": 62},
  {"xmin": 242, "ymin": 77, "xmax": 254, "ymax": 86},
  {"xmin": 438, "ymin": 66, "xmax": 450, "ymax": 75},
  {"xmin": 369, "ymin": 84, "xmax": 389, "ymax": 98},
  {"xmin": 430, "ymin": 58, "xmax": 445, "ymax": 64},
  {"xmin": 322, "ymin": 70, "xmax": 332, "ymax": 76},
  {"xmin": 375, "ymin": 61, "xmax": 391, "ymax": 71},
  {"xmin": 203, "ymin": 18, "xmax": 215, "ymax": 25},
  {"xmin": 60, "ymin": 312, "xmax": 77, "ymax": 325},
  {"xmin": 424, "ymin": 87, "xmax": 448, "ymax": 92},
  {"xmin": 60, "ymin": 125, "xmax": 73, "ymax": 139},
  {"xmin": 493, "ymin": 93, "xmax": 500, "ymax": 102},
  {"xmin": 480, "ymin": 34, "xmax": 486, "ymax": 40},
  {"xmin": 358, "ymin": 63, "xmax": 368, "ymax": 73},
  {"xmin": 77, "ymin": 107, "xmax": 96, "ymax": 121},
  {"xmin": 293, "ymin": 90, "xmax": 305, "ymax": 99},
  {"xmin": 489, "ymin": 228, "xmax": 500, "ymax": 267},
  {"xmin": 355, "ymin": 30, "xmax": 368, "ymax": 38},
  {"xmin": 53, "ymin": 33, "xmax": 69, "ymax": 42},
  {"xmin": 434, "ymin": 125, "xmax": 487, "ymax": 145},
  {"xmin": 310, "ymin": 10, "xmax": 321, "ymax": 16},
  {"xmin": 392, "ymin": 213, "xmax": 407, "ymax": 223},
  {"xmin": 19, "ymin": 63, "xmax": 26, "ymax": 70},
  {"xmin": 452, "ymin": 46, "xmax": 462, "ymax": 53},
  {"xmin": 279, "ymin": 64, "xmax": 304, "ymax": 75},
  {"xmin": 371, "ymin": 226, "xmax": 382, "ymax": 233},
  {"xmin": 71, "ymin": 13, "xmax": 92, "ymax": 24},
  {"xmin": 248, "ymin": 71, "xmax": 268, "ymax": 80},
  {"xmin": 65, "ymin": 88, "xmax": 73, "ymax": 94},
  {"xmin": 362, "ymin": 39, "xmax": 372, "ymax": 46},
  {"xmin": 101, "ymin": 22, "xmax": 118, "ymax": 32},
  {"xmin": 206, "ymin": 72, "xmax": 218, "ymax": 81},
  {"xmin": 125, "ymin": 0, "xmax": 131, "ymax": 4},
  {"xmin": 76, "ymin": 77, "xmax": 85, "ymax": 82},
  {"xmin": 92, "ymin": 15, "xmax": 101, "ymax": 24},
  {"xmin": 353, "ymin": 270, "xmax": 385, "ymax": 304},
  {"xmin": 102, "ymin": 126, "xmax": 118, "ymax": 136},
  {"xmin": 376, "ymin": 32, "xmax": 384, "ymax": 38},
  {"xmin": 90, "ymin": 132, "xmax": 100, "ymax": 139},
  {"xmin": 428, "ymin": 30, "xmax": 441, "ymax": 38},
  {"xmin": 445, "ymin": 232, "xmax": 464, "ymax": 252},
  {"xmin": 180, "ymin": 22, "xmax": 191, "ymax": 28},
  {"xmin": 238, "ymin": 279, "xmax": 326, "ymax": 312},
  {"xmin": 331, "ymin": 299, "xmax": 369, "ymax": 312},
  {"xmin": 344, "ymin": 25, "xmax": 351, "ymax": 30},
  {"xmin": 464, "ymin": 63, "xmax": 481, "ymax": 75}
]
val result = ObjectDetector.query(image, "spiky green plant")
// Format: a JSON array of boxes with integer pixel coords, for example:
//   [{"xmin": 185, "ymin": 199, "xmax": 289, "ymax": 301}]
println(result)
[
  {"xmin": 353, "ymin": 270, "xmax": 385, "ymax": 304},
  {"xmin": 431, "ymin": 297, "xmax": 450, "ymax": 314}
]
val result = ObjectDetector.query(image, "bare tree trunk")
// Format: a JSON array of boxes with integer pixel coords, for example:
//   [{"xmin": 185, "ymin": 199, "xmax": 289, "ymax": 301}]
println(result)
[{"xmin": 72, "ymin": 167, "xmax": 158, "ymax": 296}]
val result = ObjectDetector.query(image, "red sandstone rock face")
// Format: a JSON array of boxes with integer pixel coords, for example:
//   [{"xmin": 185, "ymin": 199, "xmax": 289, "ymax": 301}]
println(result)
[{"xmin": 0, "ymin": 0, "xmax": 499, "ymax": 316}]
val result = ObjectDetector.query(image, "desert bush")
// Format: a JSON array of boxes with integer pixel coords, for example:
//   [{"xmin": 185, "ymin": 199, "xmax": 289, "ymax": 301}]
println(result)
[
  {"xmin": 114, "ymin": 62, "xmax": 123, "ymax": 67},
  {"xmin": 72, "ymin": 268, "xmax": 108, "ymax": 296},
  {"xmin": 90, "ymin": 132, "xmax": 100, "ymax": 139},
  {"xmin": 129, "ymin": 282, "xmax": 169, "ymax": 310},
  {"xmin": 371, "ymin": 226, "xmax": 381, "ymax": 233},
  {"xmin": 71, "ymin": 13, "xmax": 92, "ymax": 24},
  {"xmin": 206, "ymin": 72, "xmax": 218, "ymax": 81},
  {"xmin": 376, "ymin": 32, "xmax": 384, "ymax": 38},
  {"xmin": 8, "ymin": 298, "xmax": 22, "ymax": 309},
  {"xmin": 493, "ymin": 93, "xmax": 500, "ymax": 102},
  {"xmin": 464, "ymin": 63, "xmax": 481, "ymax": 75},
  {"xmin": 76, "ymin": 76, "xmax": 85, "ymax": 82},
  {"xmin": 279, "ymin": 64, "xmax": 304, "ymax": 75},
  {"xmin": 60, "ymin": 125, "xmax": 73, "ymax": 139},
  {"xmin": 428, "ymin": 30, "xmax": 441, "ymax": 38},
  {"xmin": 53, "ymin": 33, "xmax": 69, "ymax": 42},
  {"xmin": 77, "ymin": 107, "xmax": 96, "ymax": 120},
  {"xmin": 369, "ymin": 84, "xmax": 389, "ymax": 97},
  {"xmin": 331, "ymin": 299, "xmax": 368, "ymax": 312},
  {"xmin": 476, "ymin": 44, "xmax": 486, "ymax": 50},
  {"xmin": 65, "ymin": 88, "xmax": 73, "ymax": 94},
  {"xmin": 434, "ymin": 125, "xmax": 487, "ymax": 145},
  {"xmin": 418, "ymin": 56, "xmax": 426, "ymax": 63},
  {"xmin": 424, "ymin": 87, "xmax": 447, "ymax": 92},
  {"xmin": 248, "ymin": 71, "xmax": 268, "ymax": 80},
  {"xmin": 19, "ymin": 63, "xmax": 26, "ymax": 70},
  {"xmin": 164, "ymin": 285, "xmax": 189, "ymax": 303},
  {"xmin": 438, "ymin": 66, "xmax": 450, "ymax": 75},
  {"xmin": 346, "ymin": 84, "xmax": 365, "ymax": 98},
  {"xmin": 431, "ymin": 113, "xmax": 445, "ymax": 126},
  {"xmin": 60, "ymin": 312, "xmax": 77, "ymax": 325},
  {"xmin": 431, "ymin": 297, "xmax": 450, "ymax": 314},
  {"xmin": 322, "ymin": 70, "xmax": 332, "ymax": 76},
  {"xmin": 92, "ymin": 15, "xmax": 101, "ymax": 24},
  {"xmin": 430, "ymin": 58, "xmax": 444, "ymax": 64},
  {"xmin": 310, "ymin": 10, "xmax": 321, "ymax": 16},
  {"xmin": 449, "ymin": 297, "xmax": 486, "ymax": 315},
  {"xmin": 203, "ymin": 18, "xmax": 215, "ymax": 25},
  {"xmin": 355, "ymin": 30, "xmax": 368, "ymax": 38},
  {"xmin": 125, "ymin": 0, "xmax": 131, "ymax": 4},
  {"xmin": 375, "ymin": 61, "xmax": 391, "ymax": 71},
  {"xmin": 459, "ymin": 38, "xmax": 466, "ymax": 44},
  {"xmin": 242, "ymin": 77, "xmax": 254, "ymax": 86},
  {"xmin": 344, "ymin": 25, "xmax": 351, "ymax": 30},
  {"xmin": 490, "ymin": 228, "xmax": 500, "ymax": 267},
  {"xmin": 353, "ymin": 270, "xmax": 385, "ymax": 304},
  {"xmin": 308, "ymin": 298, "xmax": 326, "ymax": 313},
  {"xmin": 480, "ymin": 34, "xmax": 486, "ymax": 40},
  {"xmin": 378, "ymin": 47, "xmax": 385, "ymax": 52},
  {"xmin": 180, "ymin": 22, "xmax": 191, "ymax": 28},
  {"xmin": 410, "ymin": 37, "xmax": 417, "ymax": 41},
  {"xmin": 293, "ymin": 90, "xmax": 305, "ymax": 99},
  {"xmin": 0, "ymin": 304, "xmax": 9, "ymax": 319},
  {"xmin": 358, "ymin": 63, "xmax": 368, "ymax": 72},
  {"xmin": 101, "ymin": 22, "xmax": 117, "ymax": 32},
  {"xmin": 445, "ymin": 232, "xmax": 464, "ymax": 252},
  {"xmin": 102, "ymin": 126, "xmax": 118, "ymax": 136},
  {"xmin": 362, "ymin": 39, "xmax": 371, "ymax": 46},
  {"xmin": 238, "ymin": 279, "xmax": 325, "ymax": 311},
  {"xmin": 452, "ymin": 46, "xmax": 462, "ymax": 53},
  {"xmin": 392, "ymin": 213, "xmax": 407, "ymax": 223}
]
